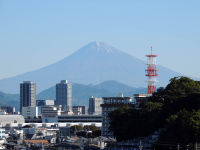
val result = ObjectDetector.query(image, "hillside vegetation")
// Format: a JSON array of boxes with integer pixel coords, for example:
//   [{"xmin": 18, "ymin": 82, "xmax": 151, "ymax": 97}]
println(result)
[{"xmin": 109, "ymin": 76, "xmax": 200, "ymax": 149}]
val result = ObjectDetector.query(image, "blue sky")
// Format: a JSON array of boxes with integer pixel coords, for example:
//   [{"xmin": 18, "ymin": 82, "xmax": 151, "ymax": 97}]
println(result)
[{"xmin": 0, "ymin": 0, "xmax": 200, "ymax": 79}]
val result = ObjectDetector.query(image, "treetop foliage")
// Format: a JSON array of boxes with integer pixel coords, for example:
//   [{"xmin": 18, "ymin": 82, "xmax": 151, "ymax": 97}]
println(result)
[{"xmin": 109, "ymin": 76, "xmax": 200, "ymax": 147}]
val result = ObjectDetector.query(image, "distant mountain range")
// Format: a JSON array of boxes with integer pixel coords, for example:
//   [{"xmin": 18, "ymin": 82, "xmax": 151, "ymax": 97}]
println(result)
[
  {"xmin": 0, "ymin": 80, "xmax": 146, "ymax": 111},
  {"xmin": 37, "ymin": 80, "xmax": 147, "ymax": 106},
  {"xmin": 0, "ymin": 41, "xmax": 182, "ymax": 94},
  {"xmin": 0, "ymin": 91, "xmax": 19, "ymax": 109}
]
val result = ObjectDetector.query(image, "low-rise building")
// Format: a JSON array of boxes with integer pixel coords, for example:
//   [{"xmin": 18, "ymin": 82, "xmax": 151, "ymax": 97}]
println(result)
[
  {"xmin": 0, "ymin": 125, "xmax": 5, "ymax": 139},
  {"xmin": 0, "ymin": 115, "xmax": 25, "ymax": 126},
  {"xmin": 22, "ymin": 106, "xmax": 38, "ymax": 119},
  {"xmin": 0, "ymin": 106, "xmax": 15, "ymax": 114},
  {"xmin": 72, "ymin": 106, "xmax": 88, "ymax": 115},
  {"xmin": 58, "ymin": 115, "xmax": 102, "ymax": 123},
  {"xmin": 134, "ymin": 94, "xmax": 148, "ymax": 108},
  {"xmin": 42, "ymin": 106, "xmax": 61, "ymax": 123},
  {"xmin": 36, "ymin": 100, "xmax": 55, "ymax": 106},
  {"xmin": 36, "ymin": 100, "xmax": 55, "ymax": 116}
]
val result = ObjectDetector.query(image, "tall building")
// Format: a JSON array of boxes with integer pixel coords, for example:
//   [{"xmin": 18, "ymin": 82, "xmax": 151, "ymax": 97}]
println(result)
[
  {"xmin": 56, "ymin": 80, "xmax": 72, "ymax": 112},
  {"xmin": 20, "ymin": 81, "xmax": 36, "ymax": 113},
  {"xmin": 101, "ymin": 96, "xmax": 133, "ymax": 137},
  {"xmin": 88, "ymin": 96, "xmax": 102, "ymax": 115}
]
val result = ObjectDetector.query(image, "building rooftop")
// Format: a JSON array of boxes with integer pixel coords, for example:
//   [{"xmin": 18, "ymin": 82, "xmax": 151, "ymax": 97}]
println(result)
[
  {"xmin": 24, "ymin": 140, "xmax": 49, "ymax": 145},
  {"xmin": 0, "ymin": 115, "xmax": 25, "ymax": 126},
  {"xmin": 103, "ymin": 97, "xmax": 132, "ymax": 100},
  {"xmin": 60, "ymin": 80, "xmax": 68, "ymax": 84},
  {"xmin": 22, "ymin": 81, "xmax": 34, "ymax": 84},
  {"xmin": 134, "ymin": 94, "xmax": 148, "ymax": 97}
]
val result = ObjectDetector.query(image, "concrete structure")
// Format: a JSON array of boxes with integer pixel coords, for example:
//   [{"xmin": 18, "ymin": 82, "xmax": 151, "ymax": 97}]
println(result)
[
  {"xmin": 58, "ymin": 115, "xmax": 102, "ymax": 123},
  {"xmin": 0, "ymin": 125, "xmax": 5, "ymax": 139},
  {"xmin": 4, "ymin": 122, "xmax": 101, "ymax": 129},
  {"xmin": 72, "ymin": 106, "xmax": 82, "ymax": 115},
  {"xmin": 101, "ymin": 96, "xmax": 133, "ymax": 137},
  {"xmin": 81, "ymin": 106, "xmax": 88, "ymax": 115},
  {"xmin": 36, "ymin": 100, "xmax": 55, "ymax": 116},
  {"xmin": 25, "ymin": 117, "xmax": 42, "ymax": 123},
  {"xmin": 42, "ymin": 106, "xmax": 61, "ymax": 123},
  {"xmin": 22, "ymin": 106, "xmax": 38, "ymax": 119},
  {"xmin": 20, "ymin": 81, "xmax": 36, "ymax": 113},
  {"xmin": 88, "ymin": 96, "xmax": 102, "ymax": 115},
  {"xmin": 56, "ymin": 80, "xmax": 72, "ymax": 112},
  {"xmin": 0, "ymin": 115, "xmax": 25, "ymax": 126},
  {"xmin": 0, "ymin": 106, "xmax": 15, "ymax": 114},
  {"xmin": 72, "ymin": 106, "xmax": 88, "ymax": 115},
  {"xmin": 36, "ymin": 100, "xmax": 55, "ymax": 106},
  {"xmin": 134, "ymin": 94, "xmax": 148, "ymax": 108}
]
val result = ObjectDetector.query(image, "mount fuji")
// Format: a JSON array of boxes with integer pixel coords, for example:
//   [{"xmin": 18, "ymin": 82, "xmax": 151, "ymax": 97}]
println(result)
[{"xmin": 0, "ymin": 42, "xmax": 181, "ymax": 93}]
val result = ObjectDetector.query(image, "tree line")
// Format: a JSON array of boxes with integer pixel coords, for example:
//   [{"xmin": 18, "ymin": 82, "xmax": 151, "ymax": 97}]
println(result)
[{"xmin": 109, "ymin": 76, "xmax": 200, "ymax": 149}]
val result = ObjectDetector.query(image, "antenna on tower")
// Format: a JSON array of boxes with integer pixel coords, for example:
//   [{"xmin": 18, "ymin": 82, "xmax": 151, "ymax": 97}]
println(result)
[{"xmin": 146, "ymin": 47, "xmax": 158, "ymax": 95}]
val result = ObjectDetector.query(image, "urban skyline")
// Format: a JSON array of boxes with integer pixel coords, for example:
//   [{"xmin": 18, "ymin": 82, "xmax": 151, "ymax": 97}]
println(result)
[{"xmin": 0, "ymin": 1, "xmax": 199, "ymax": 149}]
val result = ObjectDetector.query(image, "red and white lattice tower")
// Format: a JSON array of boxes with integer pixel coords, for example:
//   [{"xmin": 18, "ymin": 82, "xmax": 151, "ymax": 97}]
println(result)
[{"xmin": 146, "ymin": 47, "xmax": 158, "ymax": 95}]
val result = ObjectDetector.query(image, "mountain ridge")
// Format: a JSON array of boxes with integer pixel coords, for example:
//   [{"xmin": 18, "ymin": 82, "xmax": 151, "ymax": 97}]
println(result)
[
  {"xmin": 0, "ymin": 41, "xmax": 182, "ymax": 93},
  {"xmin": 0, "ymin": 80, "xmax": 146, "ymax": 110}
]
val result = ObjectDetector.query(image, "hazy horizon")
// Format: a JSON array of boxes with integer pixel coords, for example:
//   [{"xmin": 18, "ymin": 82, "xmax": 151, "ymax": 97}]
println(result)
[{"xmin": 0, "ymin": 1, "xmax": 200, "ymax": 79}]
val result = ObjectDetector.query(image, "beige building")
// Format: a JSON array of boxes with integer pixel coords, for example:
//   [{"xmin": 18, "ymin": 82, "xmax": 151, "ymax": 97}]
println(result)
[{"xmin": 0, "ymin": 115, "xmax": 25, "ymax": 126}]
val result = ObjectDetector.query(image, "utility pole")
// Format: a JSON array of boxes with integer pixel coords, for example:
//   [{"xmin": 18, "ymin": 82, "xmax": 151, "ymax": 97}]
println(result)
[
  {"xmin": 139, "ymin": 140, "xmax": 143, "ymax": 150},
  {"xmin": 195, "ymin": 142, "xmax": 198, "ymax": 150},
  {"xmin": 177, "ymin": 144, "xmax": 180, "ymax": 150}
]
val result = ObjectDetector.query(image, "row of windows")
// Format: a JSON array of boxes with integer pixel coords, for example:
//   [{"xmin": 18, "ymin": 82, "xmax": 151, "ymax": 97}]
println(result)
[{"xmin": 59, "ymin": 120, "xmax": 102, "ymax": 123}]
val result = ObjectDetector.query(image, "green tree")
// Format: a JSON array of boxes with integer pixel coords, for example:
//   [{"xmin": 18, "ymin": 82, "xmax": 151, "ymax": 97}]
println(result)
[
  {"xmin": 109, "ymin": 103, "xmax": 163, "ymax": 141},
  {"xmin": 142, "ymin": 101, "xmax": 163, "ymax": 112},
  {"xmin": 70, "ymin": 125, "xmax": 83, "ymax": 135},
  {"xmin": 83, "ymin": 125, "xmax": 99, "ymax": 131},
  {"xmin": 109, "ymin": 76, "xmax": 200, "ymax": 144},
  {"xmin": 159, "ymin": 109, "xmax": 200, "ymax": 146},
  {"xmin": 164, "ymin": 76, "xmax": 200, "ymax": 102}
]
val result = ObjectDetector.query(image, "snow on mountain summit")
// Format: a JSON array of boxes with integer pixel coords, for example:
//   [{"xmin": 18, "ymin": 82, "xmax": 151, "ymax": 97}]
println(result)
[
  {"xmin": 0, "ymin": 41, "xmax": 182, "ymax": 93},
  {"xmin": 77, "ymin": 41, "xmax": 121, "ymax": 54}
]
